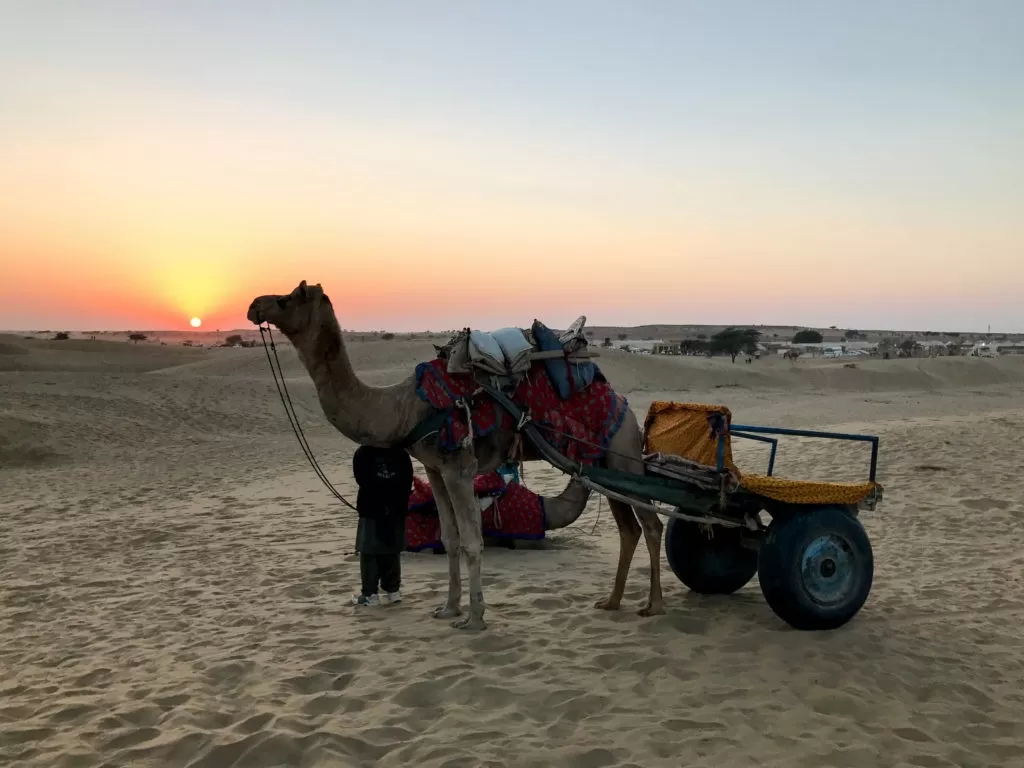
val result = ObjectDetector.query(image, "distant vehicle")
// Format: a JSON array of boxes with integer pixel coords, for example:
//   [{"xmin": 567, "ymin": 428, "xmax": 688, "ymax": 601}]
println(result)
[{"xmin": 969, "ymin": 343, "xmax": 998, "ymax": 358}]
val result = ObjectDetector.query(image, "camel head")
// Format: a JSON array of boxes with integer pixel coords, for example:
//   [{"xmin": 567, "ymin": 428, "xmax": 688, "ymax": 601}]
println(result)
[{"xmin": 247, "ymin": 280, "xmax": 330, "ymax": 336}]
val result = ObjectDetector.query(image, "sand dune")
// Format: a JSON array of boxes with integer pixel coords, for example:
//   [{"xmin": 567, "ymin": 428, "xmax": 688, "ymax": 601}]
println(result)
[{"xmin": 3, "ymin": 334, "xmax": 1024, "ymax": 766}]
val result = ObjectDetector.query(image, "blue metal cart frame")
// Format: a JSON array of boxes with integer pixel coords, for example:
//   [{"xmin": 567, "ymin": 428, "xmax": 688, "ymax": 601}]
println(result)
[{"xmin": 724, "ymin": 425, "xmax": 880, "ymax": 483}]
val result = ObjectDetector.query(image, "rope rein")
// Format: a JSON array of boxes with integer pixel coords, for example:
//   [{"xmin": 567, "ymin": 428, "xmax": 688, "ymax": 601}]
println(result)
[{"xmin": 258, "ymin": 325, "xmax": 358, "ymax": 513}]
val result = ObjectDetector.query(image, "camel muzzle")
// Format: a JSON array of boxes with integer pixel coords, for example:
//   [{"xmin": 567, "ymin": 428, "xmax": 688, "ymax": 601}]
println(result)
[{"xmin": 247, "ymin": 300, "xmax": 265, "ymax": 325}]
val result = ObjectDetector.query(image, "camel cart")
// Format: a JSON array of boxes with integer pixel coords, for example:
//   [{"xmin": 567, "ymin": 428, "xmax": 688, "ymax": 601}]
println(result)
[{"xmin": 480, "ymin": 386, "xmax": 883, "ymax": 631}]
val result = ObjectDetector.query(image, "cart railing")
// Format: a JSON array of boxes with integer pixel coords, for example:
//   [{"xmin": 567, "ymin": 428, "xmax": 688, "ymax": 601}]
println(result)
[
  {"xmin": 722, "ymin": 425, "xmax": 879, "ymax": 483},
  {"xmin": 729, "ymin": 430, "xmax": 779, "ymax": 476}
]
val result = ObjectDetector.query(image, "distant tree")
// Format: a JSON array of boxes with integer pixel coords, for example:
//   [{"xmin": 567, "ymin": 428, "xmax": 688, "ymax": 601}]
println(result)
[
  {"xmin": 128, "ymin": 333, "xmax": 147, "ymax": 344},
  {"xmin": 829, "ymin": 325, "xmax": 837, "ymax": 330},
  {"xmin": 710, "ymin": 327, "xmax": 761, "ymax": 363},
  {"xmin": 225, "ymin": 334, "xmax": 243, "ymax": 346},
  {"xmin": 844, "ymin": 330, "xmax": 863, "ymax": 340},
  {"xmin": 53, "ymin": 331, "xmax": 70, "ymax": 341},
  {"xmin": 793, "ymin": 329, "xmax": 823, "ymax": 344},
  {"xmin": 898, "ymin": 337, "xmax": 918, "ymax": 356},
  {"xmin": 381, "ymin": 332, "xmax": 396, "ymax": 341}
]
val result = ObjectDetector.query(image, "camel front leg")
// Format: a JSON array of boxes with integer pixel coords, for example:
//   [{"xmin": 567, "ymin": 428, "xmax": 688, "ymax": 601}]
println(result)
[
  {"xmin": 442, "ymin": 465, "xmax": 486, "ymax": 631},
  {"xmin": 425, "ymin": 467, "xmax": 462, "ymax": 619}
]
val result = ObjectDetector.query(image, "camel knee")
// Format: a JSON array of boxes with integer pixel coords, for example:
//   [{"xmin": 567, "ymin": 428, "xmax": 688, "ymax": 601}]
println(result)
[
  {"xmin": 460, "ymin": 538, "xmax": 483, "ymax": 563},
  {"xmin": 637, "ymin": 510, "xmax": 663, "ymax": 540},
  {"xmin": 440, "ymin": 529, "xmax": 461, "ymax": 551}
]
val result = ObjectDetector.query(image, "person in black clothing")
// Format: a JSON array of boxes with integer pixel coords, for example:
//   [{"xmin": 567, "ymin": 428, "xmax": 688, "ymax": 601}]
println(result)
[{"xmin": 351, "ymin": 445, "xmax": 414, "ymax": 607}]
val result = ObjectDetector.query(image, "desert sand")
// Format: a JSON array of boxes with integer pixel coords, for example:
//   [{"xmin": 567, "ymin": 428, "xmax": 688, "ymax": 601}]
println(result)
[{"xmin": 3, "ymin": 332, "xmax": 1024, "ymax": 767}]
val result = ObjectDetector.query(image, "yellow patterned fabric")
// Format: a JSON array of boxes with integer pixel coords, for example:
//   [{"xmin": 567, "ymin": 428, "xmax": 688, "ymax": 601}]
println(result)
[
  {"xmin": 643, "ymin": 400, "xmax": 881, "ymax": 505},
  {"xmin": 739, "ymin": 474, "xmax": 879, "ymax": 505},
  {"xmin": 643, "ymin": 401, "xmax": 737, "ymax": 471}
]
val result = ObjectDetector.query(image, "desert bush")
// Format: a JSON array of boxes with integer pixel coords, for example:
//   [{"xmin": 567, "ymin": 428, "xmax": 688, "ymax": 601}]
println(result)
[{"xmin": 792, "ymin": 329, "xmax": 823, "ymax": 344}]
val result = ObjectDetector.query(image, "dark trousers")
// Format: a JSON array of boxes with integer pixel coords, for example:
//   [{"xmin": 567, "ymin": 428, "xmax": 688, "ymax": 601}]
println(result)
[{"xmin": 360, "ymin": 552, "xmax": 401, "ymax": 595}]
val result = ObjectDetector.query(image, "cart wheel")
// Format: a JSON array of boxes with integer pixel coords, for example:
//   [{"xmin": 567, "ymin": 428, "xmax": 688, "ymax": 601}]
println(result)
[
  {"xmin": 664, "ymin": 518, "xmax": 758, "ymax": 595},
  {"xmin": 757, "ymin": 506, "xmax": 873, "ymax": 630}
]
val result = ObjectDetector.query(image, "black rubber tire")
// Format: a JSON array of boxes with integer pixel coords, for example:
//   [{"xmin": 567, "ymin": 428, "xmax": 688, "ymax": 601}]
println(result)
[
  {"xmin": 664, "ymin": 518, "xmax": 759, "ymax": 595},
  {"xmin": 757, "ymin": 506, "xmax": 873, "ymax": 631}
]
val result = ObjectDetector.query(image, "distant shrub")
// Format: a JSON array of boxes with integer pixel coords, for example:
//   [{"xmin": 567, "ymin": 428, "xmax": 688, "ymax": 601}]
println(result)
[
  {"xmin": 53, "ymin": 331, "xmax": 70, "ymax": 341},
  {"xmin": 793, "ymin": 329, "xmax": 823, "ymax": 344},
  {"xmin": 128, "ymin": 333, "xmax": 147, "ymax": 343},
  {"xmin": 381, "ymin": 332, "xmax": 396, "ymax": 340},
  {"xmin": 225, "ymin": 334, "xmax": 243, "ymax": 346}
]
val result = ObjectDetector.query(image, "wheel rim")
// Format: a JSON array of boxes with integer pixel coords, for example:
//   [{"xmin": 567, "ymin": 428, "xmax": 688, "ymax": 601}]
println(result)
[{"xmin": 799, "ymin": 534, "xmax": 856, "ymax": 606}]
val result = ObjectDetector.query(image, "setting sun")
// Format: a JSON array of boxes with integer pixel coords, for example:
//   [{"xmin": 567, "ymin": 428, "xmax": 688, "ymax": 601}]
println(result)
[{"xmin": 190, "ymin": 317, "xmax": 202, "ymax": 328}]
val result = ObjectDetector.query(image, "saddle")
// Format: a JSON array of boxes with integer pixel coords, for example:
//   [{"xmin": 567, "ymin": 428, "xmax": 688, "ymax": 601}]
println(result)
[{"xmin": 435, "ymin": 315, "xmax": 599, "ymax": 399}]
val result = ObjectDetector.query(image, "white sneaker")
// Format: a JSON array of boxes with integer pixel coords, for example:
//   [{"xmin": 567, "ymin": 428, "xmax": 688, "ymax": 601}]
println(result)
[
  {"xmin": 382, "ymin": 590, "xmax": 402, "ymax": 605},
  {"xmin": 351, "ymin": 593, "xmax": 380, "ymax": 607}
]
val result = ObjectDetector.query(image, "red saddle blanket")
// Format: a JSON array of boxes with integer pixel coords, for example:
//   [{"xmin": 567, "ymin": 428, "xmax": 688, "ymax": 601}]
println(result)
[
  {"xmin": 413, "ymin": 359, "xmax": 628, "ymax": 463},
  {"xmin": 404, "ymin": 473, "xmax": 545, "ymax": 551}
]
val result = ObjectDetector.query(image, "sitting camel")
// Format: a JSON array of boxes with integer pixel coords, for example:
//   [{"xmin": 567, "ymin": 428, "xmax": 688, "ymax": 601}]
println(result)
[{"xmin": 247, "ymin": 281, "xmax": 664, "ymax": 630}]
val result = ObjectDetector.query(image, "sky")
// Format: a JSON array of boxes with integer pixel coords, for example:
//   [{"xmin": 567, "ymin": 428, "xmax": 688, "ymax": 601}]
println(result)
[{"xmin": 1, "ymin": 0, "xmax": 1022, "ymax": 333}]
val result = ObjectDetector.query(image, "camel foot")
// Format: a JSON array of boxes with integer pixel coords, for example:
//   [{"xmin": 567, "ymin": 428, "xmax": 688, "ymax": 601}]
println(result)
[
  {"xmin": 432, "ymin": 605, "xmax": 462, "ymax": 619},
  {"xmin": 637, "ymin": 603, "xmax": 666, "ymax": 617},
  {"xmin": 594, "ymin": 597, "xmax": 621, "ymax": 611},
  {"xmin": 452, "ymin": 614, "xmax": 487, "ymax": 631}
]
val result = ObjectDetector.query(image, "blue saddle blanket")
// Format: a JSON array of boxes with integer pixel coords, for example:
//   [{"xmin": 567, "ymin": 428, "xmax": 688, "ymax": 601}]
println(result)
[{"xmin": 531, "ymin": 320, "xmax": 600, "ymax": 400}]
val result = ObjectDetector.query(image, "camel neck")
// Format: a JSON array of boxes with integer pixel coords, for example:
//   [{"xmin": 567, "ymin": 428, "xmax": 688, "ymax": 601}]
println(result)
[{"xmin": 289, "ymin": 316, "xmax": 375, "ymax": 442}]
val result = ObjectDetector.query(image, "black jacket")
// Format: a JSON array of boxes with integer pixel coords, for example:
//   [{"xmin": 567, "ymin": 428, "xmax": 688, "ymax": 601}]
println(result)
[{"xmin": 353, "ymin": 446, "xmax": 414, "ymax": 554}]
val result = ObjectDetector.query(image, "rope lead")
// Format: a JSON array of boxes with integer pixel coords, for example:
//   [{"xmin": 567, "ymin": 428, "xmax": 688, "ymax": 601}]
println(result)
[{"xmin": 259, "ymin": 325, "xmax": 358, "ymax": 513}]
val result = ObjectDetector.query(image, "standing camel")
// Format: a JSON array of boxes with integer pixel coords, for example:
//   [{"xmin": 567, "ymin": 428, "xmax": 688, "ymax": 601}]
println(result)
[{"xmin": 247, "ymin": 280, "xmax": 663, "ymax": 630}]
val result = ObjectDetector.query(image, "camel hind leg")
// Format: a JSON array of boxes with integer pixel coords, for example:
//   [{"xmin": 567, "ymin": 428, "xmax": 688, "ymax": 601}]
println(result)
[
  {"xmin": 596, "ymin": 407, "xmax": 665, "ymax": 616},
  {"xmin": 594, "ymin": 498, "xmax": 642, "ymax": 610},
  {"xmin": 634, "ymin": 507, "xmax": 665, "ymax": 616}
]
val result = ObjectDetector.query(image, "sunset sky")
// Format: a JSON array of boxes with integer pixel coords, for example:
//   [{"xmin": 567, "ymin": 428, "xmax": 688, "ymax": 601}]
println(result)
[{"xmin": 1, "ymin": 1, "xmax": 1022, "ymax": 332}]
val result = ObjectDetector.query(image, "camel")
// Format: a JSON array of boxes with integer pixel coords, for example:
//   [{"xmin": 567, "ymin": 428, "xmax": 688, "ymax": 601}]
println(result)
[{"xmin": 247, "ymin": 280, "xmax": 664, "ymax": 630}]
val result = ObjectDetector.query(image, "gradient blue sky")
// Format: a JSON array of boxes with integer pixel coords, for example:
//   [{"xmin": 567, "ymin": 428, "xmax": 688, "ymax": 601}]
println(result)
[{"xmin": 1, "ymin": 1, "xmax": 1022, "ymax": 332}]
